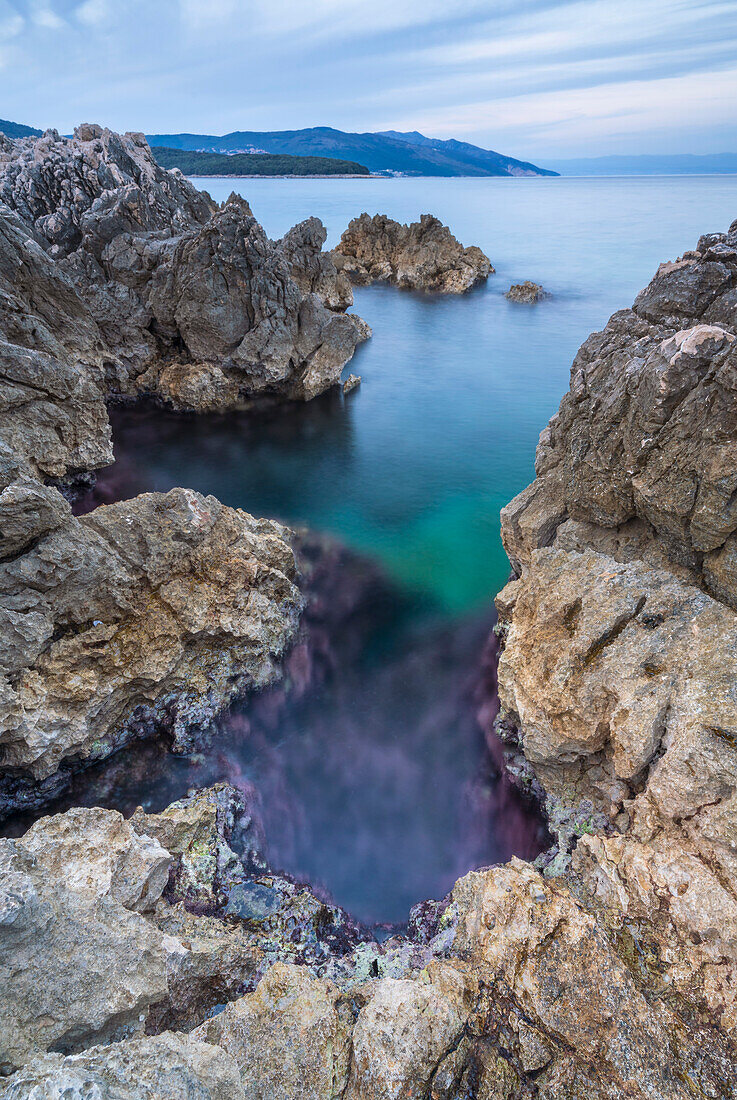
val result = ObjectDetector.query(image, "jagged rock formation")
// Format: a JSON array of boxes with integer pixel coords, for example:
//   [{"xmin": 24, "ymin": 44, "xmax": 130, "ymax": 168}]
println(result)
[
  {"xmin": 494, "ymin": 216, "xmax": 737, "ymax": 1047},
  {"xmin": 2, "ymin": 1033, "xmax": 244, "ymax": 1099},
  {"xmin": 0, "ymin": 124, "xmax": 373, "ymax": 816},
  {"xmin": 0, "ymin": 489, "xmax": 301, "ymax": 815},
  {"xmin": 278, "ymin": 215, "xmax": 353, "ymax": 311},
  {"xmin": 2, "ymin": 786, "xmax": 735, "ymax": 1096},
  {"xmin": 332, "ymin": 212, "xmax": 493, "ymax": 293},
  {"xmin": 0, "ymin": 124, "xmax": 365, "ymax": 412},
  {"xmin": 0, "ymin": 785, "xmax": 367, "ymax": 1071},
  {"xmin": 506, "ymin": 280, "xmax": 549, "ymax": 302},
  {"xmin": 3, "ymin": 170, "xmax": 737, "ymax": 1096}
]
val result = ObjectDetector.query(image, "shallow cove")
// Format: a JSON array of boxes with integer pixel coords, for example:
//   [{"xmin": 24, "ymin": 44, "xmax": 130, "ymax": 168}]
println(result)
[{"xmin": 55, "ymin": 176, "xmax": 737, "ymax": 923}]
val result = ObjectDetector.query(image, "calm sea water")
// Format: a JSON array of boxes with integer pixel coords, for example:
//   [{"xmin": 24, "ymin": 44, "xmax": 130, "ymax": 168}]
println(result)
[
  {"xmin": 112, "ymin": 175, "xmax": 737, "ymax": 611},
  {"xmin": 78, "ymin": 176, "xmax": 736, "ymax": 922}
]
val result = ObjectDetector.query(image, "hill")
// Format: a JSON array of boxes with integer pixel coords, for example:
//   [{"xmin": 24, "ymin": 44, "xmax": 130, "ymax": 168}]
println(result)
[
  {"xmin": 0, "ymin": 118, "xmax": 42, "ymax": 139},
  {"xmin": 152, "ymin": 146, "xmax": 369, "ymax": 176},
  {"xmin": 146, "ymin": 126, "xmax": 555, "ymax": 177},
  {"xmin": 543, "ymin": 152, "xmax": 737, "ymax": 175}
]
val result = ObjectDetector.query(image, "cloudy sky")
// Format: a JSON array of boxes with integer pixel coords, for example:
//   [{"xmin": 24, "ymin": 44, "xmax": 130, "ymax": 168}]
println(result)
[{"xmin": 1, "ymin": 0, "xmax": 736, "ymax": 160}]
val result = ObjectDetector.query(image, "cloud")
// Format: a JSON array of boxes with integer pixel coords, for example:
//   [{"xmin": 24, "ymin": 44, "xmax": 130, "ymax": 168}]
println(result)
[
  {"xmin": 75, "ymin": 0, "xmax": 108, "ymax": 27},
  {"xmin": 2, "ymin": 0, "xmax": 736, "ymax": 157},
  {"xmin": 31, "ymin": 5, "xmax": 65, "ymax": 30}
]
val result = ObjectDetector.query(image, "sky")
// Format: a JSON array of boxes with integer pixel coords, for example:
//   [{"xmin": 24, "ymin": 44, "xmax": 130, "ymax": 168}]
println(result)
[{"xmin": 1, "ymin": 0, "xmax": 736, "ymax": 161}]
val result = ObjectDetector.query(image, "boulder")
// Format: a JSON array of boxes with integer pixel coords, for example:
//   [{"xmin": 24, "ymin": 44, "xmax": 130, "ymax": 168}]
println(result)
[
  {"xmin": 0, "ymin": 1032, "xmax": 244, "ymax": 1099},
  {"xmin": 333, "ymin": 212, "xmax": 492, "ymax": 293},
  {"xmin": 194, "ymin": 962, "xmax": 352, "ymax": 1099},
  {"xmin": 0, "ymin": 489, "xmax": 301, "ymax": 813},
  {"xmin": 505, "ymin": 280, "xmax": 549, "ymax": 302}
]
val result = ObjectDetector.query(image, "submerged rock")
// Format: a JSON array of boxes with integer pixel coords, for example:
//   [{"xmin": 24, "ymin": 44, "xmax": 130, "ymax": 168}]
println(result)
[
  {"xmin": 333, "ymin": 212, "xmax": 493, "ymax": 293},
  {"xmin": 0, "ymin": 125, "xmax": 365, "ymax": 412},
  {"xmin": 506, "ymin": 280, "xmax": 549, "ymax": 302}
]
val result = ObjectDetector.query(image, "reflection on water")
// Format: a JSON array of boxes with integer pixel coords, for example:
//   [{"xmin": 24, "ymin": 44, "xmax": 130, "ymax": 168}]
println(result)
[{"xmin": 6, "ymin": 578, "xmax": 546, "ymax": 924}]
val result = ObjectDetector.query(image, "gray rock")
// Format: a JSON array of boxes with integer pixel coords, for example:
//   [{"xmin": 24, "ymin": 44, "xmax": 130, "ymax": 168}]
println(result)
[
  {"xmin": 501, "ymin": 218, "xmax": 737, "ymax": 609},
  {"xmin": 278, "ymin": 216, "xmax": 354, "ymax": 311},
  {"xmin": 0, "ymin": 127, "xmax": 363, "ymax": 411},
  {"xmin": 0, "ymin": 1032, "xmax": 245, "ymax": 1099}
]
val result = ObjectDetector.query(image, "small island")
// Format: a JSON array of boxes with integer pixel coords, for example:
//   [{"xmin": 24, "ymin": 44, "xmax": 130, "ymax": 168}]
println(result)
[{"xmin": 152, "ymin": 145, "xmax": 370, "ymax": 177}]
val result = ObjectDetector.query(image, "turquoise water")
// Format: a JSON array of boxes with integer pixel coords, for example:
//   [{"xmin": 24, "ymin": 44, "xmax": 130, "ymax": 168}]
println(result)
[
  {"xmin": 110, "ymin": 175, "xmax": 737, "ymax": 612},
  {"xmin": 69, "ymin": 175, "xmax": 737, "ymax": 921}
]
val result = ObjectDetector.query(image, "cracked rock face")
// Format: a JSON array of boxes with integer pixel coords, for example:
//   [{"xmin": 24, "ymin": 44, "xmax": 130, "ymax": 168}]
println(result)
[
  {"xmin": 493, "ymin": 216, "xmax": 737, "ymax": 1049},
  {"xmin": 3, "ymin": 790, "xmax": 735, "ymax": 1098},
  {"xmin": 333, "ymin": 212, "xmax": 493, "ymax": 293},
  {"xmin": 0, "ymin": 489, "xmax": 301, "ymax": 815},
  {"xmin": 501, "ymin": 221, "xmax": 737, "ymax": 605},
  {"xmin": 0, "ymin": 125, "xmax": 364, "ymax": 411}
]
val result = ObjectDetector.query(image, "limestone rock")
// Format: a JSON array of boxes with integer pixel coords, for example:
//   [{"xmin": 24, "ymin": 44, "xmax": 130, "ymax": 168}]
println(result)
[
  {"xmin": 506, "ymin": 280, "xmax": 549, "ymax": 302},
  {"xmin": 278, "ymin": 216, "xmax": 354, "ymax": 311},
  {"xmin": 194, "ymin": 962, "xmax": 352, "ymax": 1098},
  {"xmin": 344, "ymin": 962, "xmax": 475, "ymax": 1100},
  {"xmin": 0, "ymin": 489, "xmax": 301, "ymax": 811},
  {"xmin": 0, "ymin": 124, "xmax": 213, "ymax": 259},
  {"xmin": 0, "ymin": 127, "xmax": 363, "ymax": 411},
  {"xmin": 449, "ymin": 860, "xmax": 734, "ymax": 1099},
  {"xmin": 333, "ymin": 212, "xmax": 492, "ymax": 293},
  {"xmin": 501, "ymin": 218, "xmax": 737, "ymax": 606},
  {"xmin": 142, "ymin": 201, "xmax": 362, "ymax": 405},
  {"xmin": 492, "ymin": 214, "xmax": 737, "ymax": 1065},
  {"xmin": 0, "ymin": 1032, "xmax": 245, "ymax": 1099},
  {"xmin": 0, "ymin": 808, "xmax": 172, "ymax": 1066},
  {"xmin": 0, "ymin": 205, "xmax": 112, "ymax": 481}
]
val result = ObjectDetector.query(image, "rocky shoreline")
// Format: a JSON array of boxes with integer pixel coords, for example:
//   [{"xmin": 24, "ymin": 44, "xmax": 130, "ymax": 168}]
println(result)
[{"xmin": 1, "ymin": 122, "xmax": 736, "ymax": 1096}]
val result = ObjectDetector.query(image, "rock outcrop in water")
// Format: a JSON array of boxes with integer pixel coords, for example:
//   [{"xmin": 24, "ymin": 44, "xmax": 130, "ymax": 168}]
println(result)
[
  {"xmin": 0, "ymin": 124, "xmax": 365, "ymax": 412},
  {"xmin": 506, "ymin": 280, "xmax": 549, "ymax": 302},
  {"xmin": 332, "ymin": 212, "xmax": 493, "ymax": 293},
  {"xmin": 494, "ymin": 218, "xmax": 737, "ymax": 1046},
  {"xmin": 0, "ymin": 123, "xmax": 374, "ymax": 814}
]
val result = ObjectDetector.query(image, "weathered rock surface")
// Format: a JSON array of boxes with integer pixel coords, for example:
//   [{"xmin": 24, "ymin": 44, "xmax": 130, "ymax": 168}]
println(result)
[
  {"xmin": 333, "ymin": 212, "xmax": 492, "ymax": 293},
  {"xmin": 501, "ymin": 221, "xmax": 737, "ymax": 603},
  {"xmin": 506, "ymin": 280, "xmax": 549, "ymax": 302},
  {"xmin": 278, "ymin": 215, "xmax": 354, "ymax": 311},
  {"xmin": 1, "ymin": 1033, "xmax": 245, "ymax": 1099},
  {"xmin": 4, "ymin": 791, "xmax": 736, "ymax": 1097},
  {"xmin": 194, "ymin": 962, "xmax": 353, "ymax": 1099},
  {"xmin": 0, "ymin": 204, "xmax": 113, "ymax": 482},
  {"xmin": 0, "ymin": 785, "xmax": 368, "ymax": 1073},
  {"xmin": 0, "ymin": 489, "xmax": 301, "ymax": 813},
  {"xmin": 0, "ymin": 126, "xmax": 364, "ymax": 411},
  {"xmin": 490, "ymin": 215, "xmax": 737, "ymax": 1076}
]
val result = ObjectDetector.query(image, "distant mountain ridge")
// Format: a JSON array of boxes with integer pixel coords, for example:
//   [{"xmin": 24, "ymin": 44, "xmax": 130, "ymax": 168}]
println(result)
[
  {"xmin": 145, "ymin": 126, "xmax": 557, "ymax": 178},
  {"xmin": 542, "ymin": 152, "xmax": 737, "ymax": 175},
  {"xmin": 0, "ymin": 118, "xmax": 42, "ymax": 139}
]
